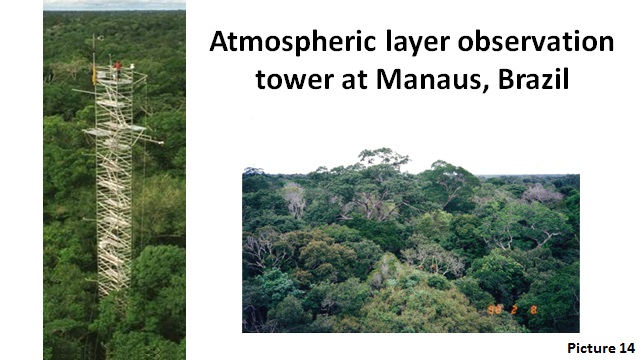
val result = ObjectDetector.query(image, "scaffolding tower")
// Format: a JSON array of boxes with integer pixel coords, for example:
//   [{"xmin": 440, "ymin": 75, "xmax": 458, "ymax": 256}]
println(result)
[{"xmin": 83, "ymin": 63, "xmax": 162, "ymax": 303}]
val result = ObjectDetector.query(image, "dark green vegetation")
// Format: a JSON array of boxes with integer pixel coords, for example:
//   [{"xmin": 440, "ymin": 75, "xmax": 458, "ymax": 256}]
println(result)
[
  {"xmin": 242, "ymin": 148, "xmax": 580, "ymax": 333},
  {"xmin": 43, "ymin": 11, "xmax": 185, "ymax": 359}
]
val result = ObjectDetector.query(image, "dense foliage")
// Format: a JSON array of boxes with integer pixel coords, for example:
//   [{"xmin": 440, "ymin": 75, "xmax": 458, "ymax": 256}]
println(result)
[
  {"xmin": 242, "ymin": 148, "xmax": 580, "ymax": 333},
  {"xmin": 43, "ymin": 11, "xmax": 185, "ymax": 359}
]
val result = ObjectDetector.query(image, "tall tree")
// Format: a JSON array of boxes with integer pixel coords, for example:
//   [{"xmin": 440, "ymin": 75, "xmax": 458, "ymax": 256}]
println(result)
[
  {"xmin": 281, "ymin": 182, "xmax": 306, "ymax": 219},
  {"xmin": 358, "ymin": 147, "xmax": 410, "ymax": 170},
  {"xmin": 401, "ymin": 235, "xmax": 465, "ymax": 278},
  {"xmin": 420, "ymin": 160, "xmax": 480, "ymax": 212},
  {"xmin": 521, "ymin": 183, "xmax": 564, "ymax": 204},
  {"xmin": 480, "ymin": 201, "xmax": 571, "ymax": 250}
]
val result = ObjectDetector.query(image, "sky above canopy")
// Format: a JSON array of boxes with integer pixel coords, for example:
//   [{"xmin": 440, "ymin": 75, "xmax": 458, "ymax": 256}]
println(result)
[{"xmin": 43, "ymin": 0, "xmax": 185, "ymax": 11}]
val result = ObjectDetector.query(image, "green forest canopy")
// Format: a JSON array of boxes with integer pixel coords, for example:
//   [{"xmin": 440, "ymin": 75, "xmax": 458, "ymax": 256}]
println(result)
[
  {"xmin": 242, "ymin": 148, "xmax": 580, "ymax": 333},
  {"xmin": 43, "ymin": 11, "xmax": 185, "ymax": 360}
]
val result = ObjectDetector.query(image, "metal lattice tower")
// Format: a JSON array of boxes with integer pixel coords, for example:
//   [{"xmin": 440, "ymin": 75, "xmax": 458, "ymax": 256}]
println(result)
[{"xmin": 83, "ymin": 63, "xmax": 161, "ymax": 303}]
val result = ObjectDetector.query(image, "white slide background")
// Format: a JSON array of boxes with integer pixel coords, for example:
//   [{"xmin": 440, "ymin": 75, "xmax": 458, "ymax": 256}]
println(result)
[
  {"xmin": 190, "ymin": 1, "xmax": 639, "ymax": 359},
  {"xmin": 8, "ymin": 0, "xmax": 639, "ymax": 358}
]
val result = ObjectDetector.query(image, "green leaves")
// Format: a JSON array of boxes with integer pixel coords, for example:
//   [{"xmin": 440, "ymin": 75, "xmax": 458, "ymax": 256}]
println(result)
[
  {"xmin": 268, "ymin": 295, "xmax": 312, "ymax": 331},
  {"xmin": 401, "ymin": 236, "xmax": 465, "ymax": 278},
  {"xmin": 133, "ymin": 175, "xmax": 186, "ymax": 251},
  {"xmin": 481, "ymin": 201, "xmax": 571, "ymax": 250},
  {"xmin": 241, "ymin": 151, "xmax": 580, "ymax": 333},
  {"xmin": 248, "ymin": 268, "xmax": 304, "ymax": 308},
  {"xmin": 109, "ymin": 332, "xmax": 185, "ymax": 360},
  {"xmin": 454, "ymin": 277, "xmax": 495, "ymax": 310},
  {"xmin": 416, "ymin": 209, "xmax": 452, "ymax": 240},
  {"xmin": 132, "ymin": 246, "xmax": 185, "ymax": 300},
  {"xmin": 43, "ymin": 262, "xmax": 97, "ymax": 360},
  {"xmin": 44, "ymin": 11, "xmax": 186, "ymax": 359},
  {"xmin": 516, "ymin": 262, "xmax": 579, "ymax": 332},
  {"xmin": 420, "ymin": 160, "xmax": 480, "ymax": 212},
  {"xmin": 43, "ymin": 116, "xmax": 94, "ymax": 207},
  {"xmin": 359, "ymin": 283, "xmax": 492, "ymax": 333},
  {"xmin": 140, "ymin": 111, "xmax": 186, "ymax": 176},
  {"xmin": 358, "ymin": 147, "xmax": 410, "ymax": 170},
  {"xmin": 129, "ymin": 246, "xmax": 186, "ymax": 340},
  {"xmin": 299, "ymin": 240, "xmax": 357, "ymax": 283},
  {"xmin": 467, "ymin": 249, "xmax": 527, "ymax": 306}
]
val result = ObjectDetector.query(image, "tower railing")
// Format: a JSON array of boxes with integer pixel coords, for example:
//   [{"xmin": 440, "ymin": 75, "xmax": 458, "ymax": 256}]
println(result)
[{"xmin": 83, "ymin": 63, "xmax": 161, "ymax": 306}]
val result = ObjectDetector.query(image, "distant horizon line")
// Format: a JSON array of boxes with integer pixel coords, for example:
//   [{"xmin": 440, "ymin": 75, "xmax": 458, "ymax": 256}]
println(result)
[
  {"xmin": 246, "ymin": 171, "xmax": 579, "ymax": 177},
  {"xmin": 43, "ymin": 8, "xmax": 186, "ymax": 11}
]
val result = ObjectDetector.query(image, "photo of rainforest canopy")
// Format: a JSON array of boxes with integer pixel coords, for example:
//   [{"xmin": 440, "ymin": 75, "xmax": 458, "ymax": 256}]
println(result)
[
  {"xmin": 242, "ymin": 148, "xmax": 579, "ymax": 333},
  {"xmin": 43, "ymin": 11, "xmax": 185, "ymax": 359}
]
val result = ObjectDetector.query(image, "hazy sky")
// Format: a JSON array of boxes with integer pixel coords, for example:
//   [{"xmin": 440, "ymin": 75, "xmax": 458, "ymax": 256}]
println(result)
[{"xmin": 43, "ymin": 0, "xmax": 185, "ymax": 11}]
